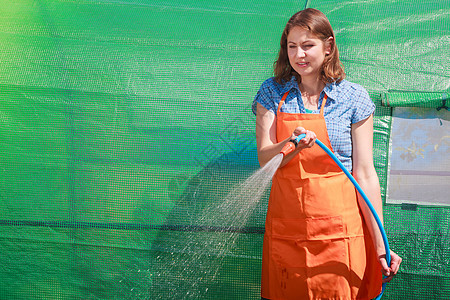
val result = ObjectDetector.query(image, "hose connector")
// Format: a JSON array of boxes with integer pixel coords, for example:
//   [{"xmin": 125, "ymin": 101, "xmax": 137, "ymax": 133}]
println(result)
[{"xmin": 279, "ymin": 133, "xmax": 306, "ymax": 156}]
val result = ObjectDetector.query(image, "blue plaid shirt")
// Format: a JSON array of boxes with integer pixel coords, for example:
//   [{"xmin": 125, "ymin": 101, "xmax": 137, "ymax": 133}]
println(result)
[{"xmin": 252, "ymin": 76, "xmax": 375, "ymax": 171}]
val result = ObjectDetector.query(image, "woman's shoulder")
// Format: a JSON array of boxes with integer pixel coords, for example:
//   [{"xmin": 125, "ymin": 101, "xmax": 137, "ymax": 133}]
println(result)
[
  {"xmin": 333, "ymin": 79, "xmax": 368, "ymax": 94},
  {"xmin": 258, "ymin": 76, "xmax": 294, "ymax": 95},
  {"xmin": 328, "ymin": 80, "xmax": 371, "ymax": 104},
  {"xmin": 332, "ymin": 80, "xmax": 375, "ymax": 122},
  {"xmin": 253, "ymin": 76, "xmax": 297, "ymax": 115}
]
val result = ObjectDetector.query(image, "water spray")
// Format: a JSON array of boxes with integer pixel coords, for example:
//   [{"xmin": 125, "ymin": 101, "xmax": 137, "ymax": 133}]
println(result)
[{"xmin": 280, "ymin": 133, "xmax": 391, "ymax": 299}]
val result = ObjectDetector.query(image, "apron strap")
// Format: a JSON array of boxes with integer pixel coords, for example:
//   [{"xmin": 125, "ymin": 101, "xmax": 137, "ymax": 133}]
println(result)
[
  {"xmin": 319, "ymin": 94, "xmax": 328, "ymax": 115},
  {"xmin": 277, "ymin": 91, "xmax": 290, "ymax": 114},
  {"xmin": 277, "ymin": 91, "xmax": 329, "ymax": 115}
]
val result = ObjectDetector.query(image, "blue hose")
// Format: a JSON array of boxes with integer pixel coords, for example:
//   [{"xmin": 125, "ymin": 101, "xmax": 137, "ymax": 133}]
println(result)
[{"xmin": 291, "ymin": 134, "xmax": 391, "ymax": 299}]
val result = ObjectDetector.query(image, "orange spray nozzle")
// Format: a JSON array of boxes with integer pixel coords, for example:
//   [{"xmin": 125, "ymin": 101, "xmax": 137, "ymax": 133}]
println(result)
[{"xmin": 280, "ymin": 141, "xmax": 296, "ymax": 156}]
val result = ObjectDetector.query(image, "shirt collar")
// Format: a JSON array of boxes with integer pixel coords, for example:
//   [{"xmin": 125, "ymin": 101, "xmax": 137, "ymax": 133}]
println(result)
[
  {"xmin": 280, "ymin": 76, "xmax": 301, "ymax": 94},
  {"xmin": 323, "ymin": 81, "xmax": 339, "ymax": 102},
  {"xmin": 281, "ymin": 76, "xmax": 338, "ymax": 102}
]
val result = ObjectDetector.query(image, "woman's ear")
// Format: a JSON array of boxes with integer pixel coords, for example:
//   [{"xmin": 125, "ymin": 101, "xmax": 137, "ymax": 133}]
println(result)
[{"xmin": 325, "ymin": 36, "xmax": 333, "ymax": 55}]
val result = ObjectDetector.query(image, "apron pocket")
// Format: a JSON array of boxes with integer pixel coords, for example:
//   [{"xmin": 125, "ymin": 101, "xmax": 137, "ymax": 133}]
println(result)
[{"xmin": 271, "ymin": 216, "xmax": 348, "ymax": 268}]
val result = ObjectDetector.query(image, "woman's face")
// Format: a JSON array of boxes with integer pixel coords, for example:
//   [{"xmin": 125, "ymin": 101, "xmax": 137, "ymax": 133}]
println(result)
[{"xmin": 287, "ymin": 26, "xmax": 330, "ymax": 81}]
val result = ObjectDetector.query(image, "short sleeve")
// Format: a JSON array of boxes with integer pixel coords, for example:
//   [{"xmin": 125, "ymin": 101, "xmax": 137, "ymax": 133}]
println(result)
[
  {"xmin": 252, "ymin": 78, "xmax": 276, "ymax": 115},
  {"xmin": 351, "ymin": 86, "xmax": 375, "ymax": 124}
]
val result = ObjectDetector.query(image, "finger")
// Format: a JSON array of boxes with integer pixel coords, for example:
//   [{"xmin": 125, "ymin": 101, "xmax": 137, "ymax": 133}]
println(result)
[
  {"xmin": 309, "ymin": 132, "xmax": 316, "ymax": 146},
  {"xmin": 302, "ymin": 131, "xmax": 315, "ymax": 147},
  {"xmin": 293, "ymin": 127, "xmax": 306, "ymax": 136},
  {"xmin": 379, "ymin": 258, "xmax": 391, "ymax": 277},
  {"xmin": 390, "ymin": 257, "xmax": 402, "ymax": 274},
  {"xmin": 299, "ymin": 131, "xmax": 310, "ymax": 143},
  {"xmin": 305, "ymin": 130, "xmax": 315, "ymax": 140},
  {"xmin": 382, "ymin": 273, "xmax": 394, "ymax": 283},
  {"xmin": 306, "ymin": 136, "xmax": 315, "ymax": 147}
]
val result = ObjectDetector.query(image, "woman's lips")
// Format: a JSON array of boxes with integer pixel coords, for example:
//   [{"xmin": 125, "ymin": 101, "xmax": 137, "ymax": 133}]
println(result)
[{"xmin": 297, "ymin": 62, "xmax": 308, "ymax": 67}]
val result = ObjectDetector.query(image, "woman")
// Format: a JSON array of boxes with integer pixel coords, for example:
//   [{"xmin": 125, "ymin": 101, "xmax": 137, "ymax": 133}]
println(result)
[{"xmin": 253, "ymin": 8, "xmax": 402, "ymax": 300}]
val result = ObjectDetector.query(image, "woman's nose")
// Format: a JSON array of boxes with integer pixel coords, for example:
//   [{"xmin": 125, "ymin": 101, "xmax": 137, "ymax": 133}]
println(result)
[{"xmin": 296, "ymin": 48, "xmax": 306, "ymax": 58}]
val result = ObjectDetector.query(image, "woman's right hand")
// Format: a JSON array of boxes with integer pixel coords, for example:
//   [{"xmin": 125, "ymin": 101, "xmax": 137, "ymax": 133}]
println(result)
[{"xmin": 291, "ymin": 127, "xmax": 316, "ymax": 151}]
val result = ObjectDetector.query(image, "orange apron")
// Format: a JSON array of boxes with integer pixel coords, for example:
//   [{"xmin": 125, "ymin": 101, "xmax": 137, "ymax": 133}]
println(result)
[{"xmin": 261, "ymin": 92, "xmax": 382, "ymax": 300}]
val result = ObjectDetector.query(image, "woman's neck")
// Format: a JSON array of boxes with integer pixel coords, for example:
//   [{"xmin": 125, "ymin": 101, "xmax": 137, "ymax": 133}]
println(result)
[
  {"xmin": 299, "ymin": 76, "xmax": 325, "ymax": 96},
  {"xmin": 299, "ymin": 77, "xmax": 325, "ymax": 109}
]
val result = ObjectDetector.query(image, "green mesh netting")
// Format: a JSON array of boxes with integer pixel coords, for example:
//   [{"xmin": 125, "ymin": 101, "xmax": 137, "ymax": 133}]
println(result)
[
  {"xmin": 0, "ymin": 0, "xmax": 449, "ymax": 299},
  {"xmin": 382, "ymin": 92, "xmax": 449, "ymax": 108}
]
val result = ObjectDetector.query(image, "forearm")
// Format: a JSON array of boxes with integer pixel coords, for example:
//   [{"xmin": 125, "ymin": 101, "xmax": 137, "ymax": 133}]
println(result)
[
  {"xmin": 257, "ymin": 136, "xmax": 286, "ymax": 166},
  {"xmin": 256, "ymin": 103, "xmax": 313, "ymax": 167},
  {"xmin": 257, "ymin": 136, "xmax": 303, "ymax": 167},
  {"xmin": 354, "ymin": 171, "xmax": 386, "ymax": 256}
]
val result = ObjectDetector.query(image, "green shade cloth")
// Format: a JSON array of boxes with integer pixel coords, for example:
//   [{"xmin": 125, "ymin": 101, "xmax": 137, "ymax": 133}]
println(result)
[
  {"xmin": 0, "ymin": 0, "xmax": 449, "ymax": 299},
  {"xmin": 382, "ymin": 92, "xmax": 449, "ymax": 108}
]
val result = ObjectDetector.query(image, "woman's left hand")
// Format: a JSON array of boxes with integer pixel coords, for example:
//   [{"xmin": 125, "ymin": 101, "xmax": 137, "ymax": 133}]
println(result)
[{"xmin": 379, "ymin": 250, "xmax": 402, "ymax": 283}]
